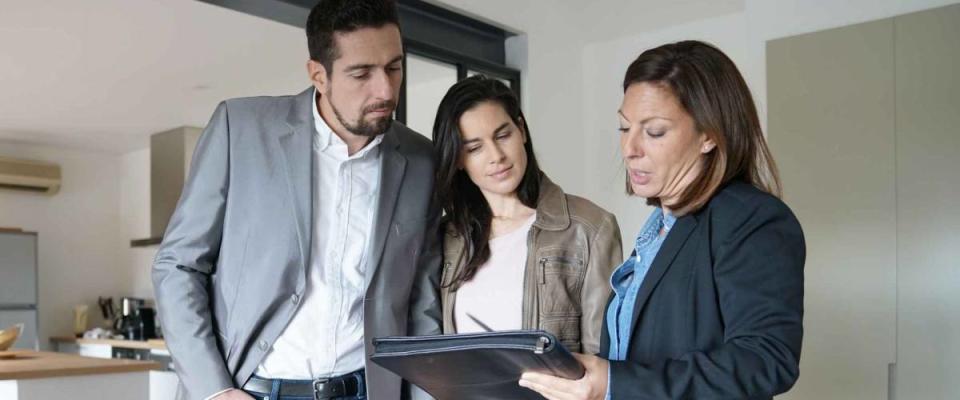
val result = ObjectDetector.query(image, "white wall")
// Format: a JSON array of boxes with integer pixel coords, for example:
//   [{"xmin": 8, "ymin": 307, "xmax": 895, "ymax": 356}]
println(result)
[
  {"xmin": 0, "ymin": 142, "xmax": 128, "ymax": 347},
  {"xmin": 119, "ymin": 148, "xmax": 157, "ymax": 300}
]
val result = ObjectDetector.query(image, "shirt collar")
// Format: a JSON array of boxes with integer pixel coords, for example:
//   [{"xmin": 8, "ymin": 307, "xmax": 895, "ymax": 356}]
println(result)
[
  {"xmin": 312, "ymin": 88, "xmax": 384, "ymax": 158},
  {"xmin": 662, "ymin": 209, "xmax": 677, "ymax": 232},
  {"xmin": 636, "ymin": 207, "xmax": 676, "ymax": 246}
]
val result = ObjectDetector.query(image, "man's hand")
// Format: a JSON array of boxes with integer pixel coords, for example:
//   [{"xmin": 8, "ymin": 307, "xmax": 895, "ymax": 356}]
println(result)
[
  {"xmin": 518, "ymin": 353, "xmax": 610, "ymax": 400},
  {"xmin": 211, "ymin": 388, "xmax": 255, "ymax": 400}
]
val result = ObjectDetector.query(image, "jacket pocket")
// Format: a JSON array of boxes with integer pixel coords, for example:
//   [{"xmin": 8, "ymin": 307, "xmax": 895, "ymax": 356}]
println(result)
[
  {"xmin": 540, "ymin": 314, "xmax": 582, "ymax": 353},
  {"xmin": 537, "ymin": 254, "xmax": 585, "ymax": 317}
]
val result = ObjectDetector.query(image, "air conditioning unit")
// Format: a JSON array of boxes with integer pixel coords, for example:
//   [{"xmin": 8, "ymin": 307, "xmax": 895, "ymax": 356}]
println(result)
[{"xmin": 0, "ymin": 157, "xmax": 61, "ymax": 195}]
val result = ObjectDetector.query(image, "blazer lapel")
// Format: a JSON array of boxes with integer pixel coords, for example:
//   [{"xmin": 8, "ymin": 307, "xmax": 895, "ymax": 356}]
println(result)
[
  {"xmin": 366, "ymin": 128, "xmax": 406, "ymax": 289},
  {"xmin": 278, "ymin": 88, "xmax": 315, "ymax": 277},
  {"xmin": 628, "ymin": 215, "xmax": 698, "ymax": 337}
]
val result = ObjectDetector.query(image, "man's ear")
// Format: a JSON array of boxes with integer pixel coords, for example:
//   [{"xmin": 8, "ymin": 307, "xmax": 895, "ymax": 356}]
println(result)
[{"xmin": 307, "ymin": 60, "xmax": 328, "ymax": 92}]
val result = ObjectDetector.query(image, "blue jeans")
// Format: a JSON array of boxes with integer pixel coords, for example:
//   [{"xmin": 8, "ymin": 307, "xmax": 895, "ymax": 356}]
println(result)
[{"xmin": 244, "ymin": 370, "xmax": 367, "ymax": 400}]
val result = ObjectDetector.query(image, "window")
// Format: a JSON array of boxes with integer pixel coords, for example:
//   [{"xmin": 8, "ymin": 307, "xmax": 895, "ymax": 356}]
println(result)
[{"xmin": 403, "ymin": 54, "xmax": 458, "ymax": 136}]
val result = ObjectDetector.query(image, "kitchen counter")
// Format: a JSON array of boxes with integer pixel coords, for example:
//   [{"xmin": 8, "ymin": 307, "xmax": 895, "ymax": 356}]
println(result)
[
  {"xmin": 47, "ymin": 336, "xmax": 178, "ymax": 400},
  {"xmin": 50, "ymin": 336, "xmax": 166, "ymax": 351},
  {"xmin": 0, "ymin": 350, "xmax": 161, "ymax": 399},
  {"xmin": 0, "ymin": 350, "xmax": 160, "ymax": 380}
]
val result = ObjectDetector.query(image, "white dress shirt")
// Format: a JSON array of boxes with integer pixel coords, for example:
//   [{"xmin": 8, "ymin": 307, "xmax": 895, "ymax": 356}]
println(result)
[{"xmin": 255, "ymin": 90, "xmax": 383, "ymax": 379}]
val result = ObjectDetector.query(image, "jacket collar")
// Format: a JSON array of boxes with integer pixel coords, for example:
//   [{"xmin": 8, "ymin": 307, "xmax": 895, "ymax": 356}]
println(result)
[
  {"xmin": 532, "ymin": 174, "xmax": 571, "ymax": 231},
  {"xmin": 284, "ymin": 87, "xmax": 315, "ymax": 134}
]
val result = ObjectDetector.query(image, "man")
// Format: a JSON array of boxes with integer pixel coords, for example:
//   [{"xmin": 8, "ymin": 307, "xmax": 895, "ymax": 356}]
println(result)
[{"xmin": 152, "ymin": 1, "xmax": 442, "ymax": 399}]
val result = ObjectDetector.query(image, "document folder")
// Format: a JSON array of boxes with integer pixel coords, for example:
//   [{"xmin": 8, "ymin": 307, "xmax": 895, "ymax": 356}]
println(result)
[{"xmin": 371, "ymin": 330, "xmax": 584, "ymax": 400}]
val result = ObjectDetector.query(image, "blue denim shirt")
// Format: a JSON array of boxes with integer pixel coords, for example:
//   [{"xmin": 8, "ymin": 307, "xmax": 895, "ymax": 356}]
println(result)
[{"xmin": 605, "ymin": 208, "xmax": 675, "ymax": 399}]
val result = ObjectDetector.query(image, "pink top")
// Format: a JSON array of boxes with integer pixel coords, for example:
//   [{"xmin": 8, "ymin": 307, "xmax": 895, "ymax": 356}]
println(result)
[{"xmin": 453, "ymin": 213, "xmax": 537, "ymax": 333}]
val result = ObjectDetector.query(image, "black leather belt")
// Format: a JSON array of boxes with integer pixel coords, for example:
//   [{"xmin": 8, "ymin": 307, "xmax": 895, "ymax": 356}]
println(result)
[{"xmin": 242, "ymin": 370, "xmax": 364, "ymax": 399}]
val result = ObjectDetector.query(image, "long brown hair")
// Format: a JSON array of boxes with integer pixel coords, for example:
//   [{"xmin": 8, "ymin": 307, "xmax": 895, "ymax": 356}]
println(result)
[
  {"xmin": 433, "ymin": 76, "xmax": 541, "ymax": 288},
  {"xmin": 623, "ymin": 40, "xmax": 781, "ymax": 215}
]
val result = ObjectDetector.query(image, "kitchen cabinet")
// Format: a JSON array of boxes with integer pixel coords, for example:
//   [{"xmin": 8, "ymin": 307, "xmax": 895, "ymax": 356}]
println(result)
[
  {"xmin": 51, "ymin": 336, "xmax": 177, "ymax": 400},
  {"xmin": 768, "ymin": 4, "xmax": 960, "ymax": 398},
  {"xmin": 0, "ymin": 350, "xmax": 158, "ymax": 400}
]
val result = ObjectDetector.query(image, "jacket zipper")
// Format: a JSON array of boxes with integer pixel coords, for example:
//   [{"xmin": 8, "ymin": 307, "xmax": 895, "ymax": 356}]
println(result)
[
  {"xmin": 539, "ymin": 258, "xmax": 547, "ymax": 284},
  {"xmin": 539, "ymin": 256, "xmax": 583, "ymax": 285}
]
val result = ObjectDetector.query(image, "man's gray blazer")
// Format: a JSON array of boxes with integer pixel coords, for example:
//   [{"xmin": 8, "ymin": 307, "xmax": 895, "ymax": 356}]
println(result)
[{"xmin": 152, "ymin": 88, "xmax": 443, "ymax": 400}]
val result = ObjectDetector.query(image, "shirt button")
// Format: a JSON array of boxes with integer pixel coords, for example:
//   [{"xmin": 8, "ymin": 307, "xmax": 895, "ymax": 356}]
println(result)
[
  {"xmin": 258, "ymin": 340, "xmax": 268, "ymax": 351},
  {"xmin": 291, "ymin": 294, "xmax": 300, "ymax": 305}
]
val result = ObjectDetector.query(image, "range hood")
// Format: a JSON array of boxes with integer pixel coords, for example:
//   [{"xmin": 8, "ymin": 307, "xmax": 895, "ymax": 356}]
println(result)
[{"xmin": 130, "ymin": 126, "xmax": 202, "ymax": 247}]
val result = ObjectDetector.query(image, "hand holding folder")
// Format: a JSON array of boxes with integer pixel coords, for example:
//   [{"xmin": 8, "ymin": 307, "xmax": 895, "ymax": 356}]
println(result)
[{"xmin": 371, "ymin": 330, "xmax": 584, "ymax": 400}]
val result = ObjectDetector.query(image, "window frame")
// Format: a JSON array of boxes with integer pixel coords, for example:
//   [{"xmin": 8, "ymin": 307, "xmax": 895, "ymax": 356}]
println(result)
[{"xmin": 396, "ymin": 38, "xmax": 521, "ymax": 125}]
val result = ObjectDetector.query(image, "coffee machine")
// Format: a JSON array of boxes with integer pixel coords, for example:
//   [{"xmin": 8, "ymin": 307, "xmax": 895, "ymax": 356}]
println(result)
[{"xmin": 113, "ymin": 297, "xmax": 156, "ymax": 340}]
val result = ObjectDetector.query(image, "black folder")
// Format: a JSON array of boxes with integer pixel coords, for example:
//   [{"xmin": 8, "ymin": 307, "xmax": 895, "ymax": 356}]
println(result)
[{"xmin": 371, "ymin": 330, "xmax": 584, "ymax": 400}]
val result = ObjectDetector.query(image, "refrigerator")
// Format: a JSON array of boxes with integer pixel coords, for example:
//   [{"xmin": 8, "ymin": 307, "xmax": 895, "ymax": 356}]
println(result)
[{"xmin": 0, "ymin": 231, "xmax": 39, "ymax": 350}]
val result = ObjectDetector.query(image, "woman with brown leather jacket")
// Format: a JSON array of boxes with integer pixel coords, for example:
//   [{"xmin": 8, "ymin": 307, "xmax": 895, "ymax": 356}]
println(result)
[{"xmin": 430, "ymin": 75, "xmax": 622, "ymax": 354}]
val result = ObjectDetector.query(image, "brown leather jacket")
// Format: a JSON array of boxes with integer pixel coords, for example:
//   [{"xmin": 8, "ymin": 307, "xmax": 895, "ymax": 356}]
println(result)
[{"xmin": 440, "ymin": 175, "xmax": 622, "ymax": 354}]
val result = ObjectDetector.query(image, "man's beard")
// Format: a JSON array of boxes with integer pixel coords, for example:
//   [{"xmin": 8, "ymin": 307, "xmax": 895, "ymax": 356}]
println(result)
[{"xmin": 329, "ymin": 93, "xmax": 395, "ymax": 137}]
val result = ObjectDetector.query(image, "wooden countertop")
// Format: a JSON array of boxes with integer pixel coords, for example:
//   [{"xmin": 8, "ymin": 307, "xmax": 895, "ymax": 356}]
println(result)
[
  {"xmin": 0, "ymin": 350, "xmax": 160, "ymax": 380},
  {"xmin": 50, "ymin": 336, "xmax": 167, "ymax": 350}
]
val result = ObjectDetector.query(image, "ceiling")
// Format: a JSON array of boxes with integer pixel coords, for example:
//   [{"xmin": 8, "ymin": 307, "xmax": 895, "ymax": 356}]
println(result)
[
  {"xmin": 0, "ymin": 0, "xmax": 309, "ymax": 154},
  {"xmin": 0, "ymin": 0, "xmax": 744, "ymax": 155}
]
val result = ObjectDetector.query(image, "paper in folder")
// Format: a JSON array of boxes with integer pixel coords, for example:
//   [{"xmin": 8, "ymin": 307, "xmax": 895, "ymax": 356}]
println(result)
[{"xmin": 371, "ymin": 330, "xmax": 584, "ymax": 400}]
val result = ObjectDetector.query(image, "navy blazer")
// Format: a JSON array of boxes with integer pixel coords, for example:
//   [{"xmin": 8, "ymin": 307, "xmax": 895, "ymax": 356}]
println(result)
[{"xmin": 601, "ymin": 181, "xmax": 805, "ymax": 399}]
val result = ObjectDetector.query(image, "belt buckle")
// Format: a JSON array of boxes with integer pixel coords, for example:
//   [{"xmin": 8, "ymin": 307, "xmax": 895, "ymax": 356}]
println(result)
[
  {"xmin": 313, "ymin": 377, "xmax": 346, "ymax": 400},
  {"xmin": 312, "ymin": 377, "xmax": 330, "ymax": 400}
]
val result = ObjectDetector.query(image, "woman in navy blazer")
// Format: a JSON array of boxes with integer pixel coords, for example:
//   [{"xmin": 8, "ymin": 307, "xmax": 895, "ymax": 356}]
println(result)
[{"xmin": 520, "ymin": 40, "xmax": 805, "ymax": 399}]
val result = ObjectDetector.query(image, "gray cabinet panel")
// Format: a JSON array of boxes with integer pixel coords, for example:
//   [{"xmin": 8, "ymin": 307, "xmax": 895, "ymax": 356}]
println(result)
[
  {"xmin": 768, "ymin": 18, "xmax": 897, "ymax": 400},
  {"xmin": 894, "ymin": 4, "xmax": 960, "ymax": 399},
  {"xmin": 768, "ymin": 3, "xmax": 960, "ymax": 399},
  {"xmin": 0, "ymin": 232, "xmax": 38, "ymax": 304}
]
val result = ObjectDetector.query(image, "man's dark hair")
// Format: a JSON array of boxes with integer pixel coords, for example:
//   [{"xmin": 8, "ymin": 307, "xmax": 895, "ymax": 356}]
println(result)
[{"xmin": 306, "ymin": 0, "xmax": 400, "ymax": 71}]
